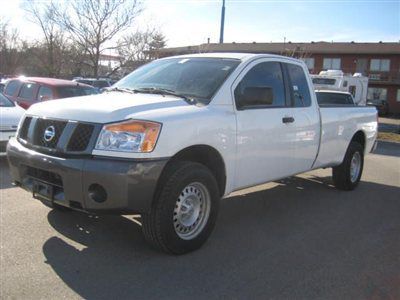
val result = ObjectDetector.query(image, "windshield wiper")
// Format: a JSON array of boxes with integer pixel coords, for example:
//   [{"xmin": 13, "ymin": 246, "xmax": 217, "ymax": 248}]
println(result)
[
  {"xmin": 106, "ymin": 87, "xmax": 137, "ymax": 94},
  {"xmin": 134, "ymin": 87, "xmax": 196, "ymax": 104}
]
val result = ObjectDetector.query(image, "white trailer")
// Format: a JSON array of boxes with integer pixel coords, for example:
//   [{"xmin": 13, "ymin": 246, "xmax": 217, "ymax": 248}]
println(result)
[{"xmin": 311, "ymin": 70, "xmax": 368, "ymax": 106}]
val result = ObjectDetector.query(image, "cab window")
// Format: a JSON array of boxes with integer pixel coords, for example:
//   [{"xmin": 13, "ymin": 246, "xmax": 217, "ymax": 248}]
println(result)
[
  {"xmin": 234, "ymin": 62, "xmax": 285, "ymax": 109},
  {"xmin": 38, "ymin": 86, "xmax": 53, "ymax": 101},
  {"xmin": 18, "ymin": 83, "xmax": 38, "ymax": 101},
  {"xmin": 285, "ymin": 63, "xmax": 311, "ymax": 107}
]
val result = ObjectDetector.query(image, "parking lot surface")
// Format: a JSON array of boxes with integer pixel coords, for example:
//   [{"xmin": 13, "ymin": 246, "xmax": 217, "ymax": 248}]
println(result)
[{"xmin": 1, "ymin": 142, "xmax": 399, "ymax": 299}]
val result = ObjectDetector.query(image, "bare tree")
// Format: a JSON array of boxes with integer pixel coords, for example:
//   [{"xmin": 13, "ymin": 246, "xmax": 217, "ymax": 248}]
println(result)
[
  {"xmin": 52, "ymin": 0, "xmax": 142, "ymax": 77},
  {"xmin": 112, "ymin": 29, "xmax": 166, "ymax": 76},
  {"xmin": 148, "ymin": 32, "xmax": 166, "ymax": 58},
  {"xmin": 117, "ymin": 29, "xmax": 165, "ymax": 62},
  {"xmin": 24, "ymin": 0, "xmax": 69, "ymax": 77},
  {"xmin": 0, "ymin": 21, "xmax": 23, "ymax": 75}
]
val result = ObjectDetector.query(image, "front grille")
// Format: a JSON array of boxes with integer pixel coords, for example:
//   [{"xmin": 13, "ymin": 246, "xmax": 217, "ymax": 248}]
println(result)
[
  {"xmin": 18, "ymin": 117, "xmax": 97, "ymax": 154},
  {"xmin": 67, "ymin": 123, "xmax": 94, "ymax": 151},
  {"xmin": 19, "ymin": 117, "xmax": 32, "ymax": 140},
  {"xmin": 26, "ymin": 166, "xmax": 63, "ymax": 187},
  {"xmin": 33, "ymin": 119, "xmax": 67, "ymax": 148}
]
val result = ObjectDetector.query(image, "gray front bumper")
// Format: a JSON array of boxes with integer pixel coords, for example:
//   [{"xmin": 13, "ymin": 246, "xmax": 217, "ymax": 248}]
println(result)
[{"xmin": 7, "ymin": 138, "xmax": 168, "ymax": 214}]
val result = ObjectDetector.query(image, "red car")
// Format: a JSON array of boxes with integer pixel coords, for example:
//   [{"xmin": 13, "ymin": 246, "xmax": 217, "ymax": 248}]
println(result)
[{"xmin": 3, "ymin": 77, "xmax": 98, "ymax": 109}]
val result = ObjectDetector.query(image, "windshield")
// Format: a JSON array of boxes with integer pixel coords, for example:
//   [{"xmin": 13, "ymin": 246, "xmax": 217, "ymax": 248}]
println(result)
[
  {"xmin": 115, "ymin": 57, "xmax": 240, "ymax": 104},
  {"xmin": 57, "ymin": 86, "xmax": 99, "ymax": 98},
  {"xmin": 0, "ymin": 93, "xmax": 15, "ymax": 107}
]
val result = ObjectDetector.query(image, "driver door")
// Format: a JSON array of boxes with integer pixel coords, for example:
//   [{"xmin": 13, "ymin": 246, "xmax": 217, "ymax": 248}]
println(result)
[{"xmin": 232, "ymin": 59, "xmax": 298, "ymax": 190}]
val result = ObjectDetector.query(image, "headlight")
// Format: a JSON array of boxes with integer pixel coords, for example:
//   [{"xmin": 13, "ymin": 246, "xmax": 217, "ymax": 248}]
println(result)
[{"xmin": 95, "ymin": 120, "xmax": 161, "ymax": 153}]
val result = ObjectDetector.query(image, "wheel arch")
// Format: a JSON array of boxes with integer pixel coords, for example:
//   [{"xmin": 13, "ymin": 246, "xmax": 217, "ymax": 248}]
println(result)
[
  {"xmin": 350, "ymin": 130, "xmax": 366, "ymax": 153},
  {"xmin": 158, "ymin": 145, "xmax": 227, "ymax": 197}
]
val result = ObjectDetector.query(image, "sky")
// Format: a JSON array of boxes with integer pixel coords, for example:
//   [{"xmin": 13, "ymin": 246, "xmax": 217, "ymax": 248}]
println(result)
[{"xmin": 0, "ymin": 0, "xmax": 399, "ymax": 47}]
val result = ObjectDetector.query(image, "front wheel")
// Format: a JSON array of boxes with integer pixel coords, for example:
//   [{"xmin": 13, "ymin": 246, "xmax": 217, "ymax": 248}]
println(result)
[
  {"xmin": 332, "ymin": 141, "xmax": 364, "ymax": 191},
  {"xmin": 142, "ymin": 161, "xmax": 220, "ymax": 254}
]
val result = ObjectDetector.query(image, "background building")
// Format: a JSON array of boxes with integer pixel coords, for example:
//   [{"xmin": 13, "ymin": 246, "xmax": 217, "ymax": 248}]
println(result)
[{"xmin": 154, "ymin": 42, "xmax": 400, "ymax": 114}]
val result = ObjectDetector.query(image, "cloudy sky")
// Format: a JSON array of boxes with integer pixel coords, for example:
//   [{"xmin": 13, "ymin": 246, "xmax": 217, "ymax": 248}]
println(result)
[{"xmin": 1, "ymin": 0, "xmax": 399, "ymax": 47}]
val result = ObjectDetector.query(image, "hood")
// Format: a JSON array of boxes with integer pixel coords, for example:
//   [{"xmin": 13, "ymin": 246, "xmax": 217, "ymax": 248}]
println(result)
[
  {"xmin": 0, "ymin": 105, "xmax": 25, "ymax": 128},
  {"xmin": 27, "ymin": 92, "xmax": 193, "ymax": 123}
]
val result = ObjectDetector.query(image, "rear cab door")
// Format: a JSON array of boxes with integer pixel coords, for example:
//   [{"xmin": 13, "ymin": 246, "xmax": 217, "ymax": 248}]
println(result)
[{"xmin": 282, "ymin": 62, "xmax": 321, "ymax": 173}]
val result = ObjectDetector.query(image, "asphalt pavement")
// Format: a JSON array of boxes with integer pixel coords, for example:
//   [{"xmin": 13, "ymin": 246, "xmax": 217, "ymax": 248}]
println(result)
[{"xmin": 0, "ymin": 142, "xmax": 399, "ymax": 299}]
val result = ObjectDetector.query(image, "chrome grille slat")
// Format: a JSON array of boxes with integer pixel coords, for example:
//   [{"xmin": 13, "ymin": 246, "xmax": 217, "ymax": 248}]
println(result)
[{"xmin": 19, "ymin": 117, "xmax": 32, "ymax": 140}]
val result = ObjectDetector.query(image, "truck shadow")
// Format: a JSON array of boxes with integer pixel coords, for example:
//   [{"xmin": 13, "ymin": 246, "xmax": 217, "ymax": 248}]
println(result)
[
  {"xmin": 43, "ymin": 176, "xmax": 400, "ymax": 299},
  {"xmin": 0, "ymin": 157, "xmax": 13, "ymax": 189}
]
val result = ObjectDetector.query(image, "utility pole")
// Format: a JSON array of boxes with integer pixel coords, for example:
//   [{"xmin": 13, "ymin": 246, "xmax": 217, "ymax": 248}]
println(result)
[{"xmin": 219, "ymin": 0, "xmax": 225, "ymax": 44}]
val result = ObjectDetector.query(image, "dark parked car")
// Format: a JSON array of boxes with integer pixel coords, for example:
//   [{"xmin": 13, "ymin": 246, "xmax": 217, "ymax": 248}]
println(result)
[
  {"xmin": 367, "ymin": 99, "xmax": 389, "ymax": 116},
  {"xmin": 3, "ymin": 77, "xmax": 99, "ymax": 109}
]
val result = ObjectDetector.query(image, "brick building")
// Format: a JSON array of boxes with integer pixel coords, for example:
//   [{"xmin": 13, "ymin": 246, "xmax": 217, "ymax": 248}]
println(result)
[{"xmin": 153, "ymin": 42, "xmax": 400, "ymax": 114}]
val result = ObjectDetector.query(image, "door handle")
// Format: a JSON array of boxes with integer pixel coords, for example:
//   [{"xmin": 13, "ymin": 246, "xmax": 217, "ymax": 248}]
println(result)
[{"xmin": 282, "ymin": 116, "xmax": 295, "ymax": 124}]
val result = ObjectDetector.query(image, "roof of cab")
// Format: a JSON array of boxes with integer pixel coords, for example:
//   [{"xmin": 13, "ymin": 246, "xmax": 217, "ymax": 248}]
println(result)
[
  {"xmin": 162, "ymin": 52, "xmax": 303, "ymax": 63},
  {"xmin": 315, "ymin": 90, "xmax": 352, "ymax": 95},
  {"xmin": 10, "ymin": 77, "xmax": 92, "ymax": 87}
]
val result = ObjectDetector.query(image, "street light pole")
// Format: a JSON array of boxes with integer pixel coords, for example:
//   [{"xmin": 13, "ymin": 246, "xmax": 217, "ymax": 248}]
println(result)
[{"xmin": 219, "ymin": 0, "xmax": 225, "ymax": 44}]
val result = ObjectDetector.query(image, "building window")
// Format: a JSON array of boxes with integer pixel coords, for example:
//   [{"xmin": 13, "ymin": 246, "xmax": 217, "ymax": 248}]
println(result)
[
  {"xmin": 367, "ymin": 87, "xmax": 387, "ymax": 101},
  {"xmin": 370, "ymin": 59, "xmax": 390, "ymax": 72},
  {"xmin": 397, "ymin": 89, "xmax": 400, "ymax": 102},
  {"xmin": 300, "ymin": 58, "xmax": 314, "ymax": 70},
  {"xmin": 323, "ymin": 58, "xmax": 341, "ymax": 70}
]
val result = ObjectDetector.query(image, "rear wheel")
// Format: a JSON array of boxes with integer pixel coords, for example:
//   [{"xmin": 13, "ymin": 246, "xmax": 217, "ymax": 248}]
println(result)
[
  {"xmin": 332, "ymin": 141, "xmax": 364, "ymax": 191},
  {"xmin": 142, "ymin": 161, "xmax": 220, "ymax": 254}
]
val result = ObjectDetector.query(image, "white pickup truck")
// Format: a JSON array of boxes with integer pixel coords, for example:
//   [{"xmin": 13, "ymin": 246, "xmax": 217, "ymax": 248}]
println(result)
[{"xmin": 7, "ymin": 53, "xmax": 378, "ymax": 254}]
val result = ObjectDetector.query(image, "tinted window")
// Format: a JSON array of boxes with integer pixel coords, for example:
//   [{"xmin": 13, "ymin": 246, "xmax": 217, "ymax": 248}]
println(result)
[
  {"xmin": 0, "ymin": 93, "xmax": 15, "ymax": 107},
  {"xmin": 286, "ymin": 64, "xmax": 311, "ymax": 107},
  {"xmin": 76, "ymin": 80, "xmax": 93, "ymax": 86},
  {"xmin": 234, "ymin": 62, "xmax": 285, "ymax": 108},
  {"xmin": 18, "ymin": 83, "xmax": 38, "ymax": 101},
  {"xmin": 4, "ymin": 80, "xmax": 21, "ymax": 96},
  {"xmin": 312, "ymin": 78, "xmax": 336, "ymax": 85},
  {"xmin": 116, "ymin": 58, "xmax": 240, "ymax": 103},
  {"xmin": 57, "ymin": 86, "xmax": 98, "ymax": 98},
  {"xmin": 316, "ymin": 92, "xmax": 354, "ymax": 106},
  {"xmin": 349, "ymin": 85, "xmax": 356, "ymax": 97},
  {"xmin": 93, "ymin": 81, "xmax": 110, "ymax": 88},
  {"xmin": 38, "ymin": 86, "xmax": 53, "ymax": 101}
]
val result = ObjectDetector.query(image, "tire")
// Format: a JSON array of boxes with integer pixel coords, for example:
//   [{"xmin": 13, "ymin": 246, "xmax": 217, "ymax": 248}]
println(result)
[
  {"xmin": 332, "ymin": 141, "xmax": 364, "ymax": 191},
  {"xmin": 142, "ymin": 161, "xmax": 220, "ymax": 254}
]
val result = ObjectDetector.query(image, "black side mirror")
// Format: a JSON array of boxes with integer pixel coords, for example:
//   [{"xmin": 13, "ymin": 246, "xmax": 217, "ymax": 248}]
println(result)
[{"xmin": 237, "ymin": 86, "xmax": 273, "ymax": 109}]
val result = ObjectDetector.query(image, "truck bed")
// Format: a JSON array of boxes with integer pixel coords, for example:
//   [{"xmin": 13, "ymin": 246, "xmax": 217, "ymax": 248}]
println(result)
[{"xmin": 313, "ymin": 106, "xmax": 377, "ymax": 169}]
